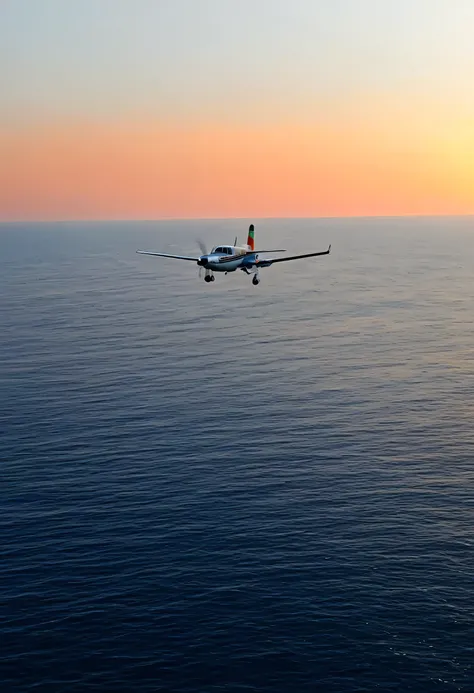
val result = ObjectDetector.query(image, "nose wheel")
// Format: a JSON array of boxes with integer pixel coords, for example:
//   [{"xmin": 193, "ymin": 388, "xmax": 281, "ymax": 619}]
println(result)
[{"xmin": 204, "ymin": 274, "xmax": 215, "ymax": 283}]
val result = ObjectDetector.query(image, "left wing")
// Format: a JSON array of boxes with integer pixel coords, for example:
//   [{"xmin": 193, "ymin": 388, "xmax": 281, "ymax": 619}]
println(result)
[
  {"xmin": 136, "ymin": 250, "xmax": 198, "ymax": 261},
  {"xmin": 256, "ymin": 245, "xmax": 331, "ymax": 267}
]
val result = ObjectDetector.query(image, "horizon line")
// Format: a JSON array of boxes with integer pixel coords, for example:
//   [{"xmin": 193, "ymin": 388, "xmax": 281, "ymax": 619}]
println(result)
[{"xmin": 1, "ymin": 213, "xmax": 474, "ymax": 225}]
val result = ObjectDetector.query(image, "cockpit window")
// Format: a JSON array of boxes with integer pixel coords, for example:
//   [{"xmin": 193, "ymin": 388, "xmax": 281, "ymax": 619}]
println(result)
[{"xmin": 214, "ymin": 246, "xmax": 232, "ymax": 255}]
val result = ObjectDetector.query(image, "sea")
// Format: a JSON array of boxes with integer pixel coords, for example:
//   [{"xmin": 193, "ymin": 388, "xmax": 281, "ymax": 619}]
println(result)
[{"xmin": 1, "ymin": 217, "xmax": 474, "ymax": 692}]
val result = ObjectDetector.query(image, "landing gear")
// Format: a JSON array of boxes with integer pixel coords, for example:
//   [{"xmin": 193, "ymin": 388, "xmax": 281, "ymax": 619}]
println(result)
[
  {"xmin": 241, "ymin": 267, "xmax": 260, "ymax": 285},
  {"xmin": 204, "ymin": 274, "xmax": 215, "ymax": 283}
]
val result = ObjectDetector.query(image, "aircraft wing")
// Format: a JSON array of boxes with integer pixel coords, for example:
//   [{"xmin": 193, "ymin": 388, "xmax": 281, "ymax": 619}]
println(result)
[
  {"xmin": 136, "ymin": 250, "xmax": 198, "ymax": 261},
  {"xmin": 256, "ymin": 245, "xmax": 331, "ymax": 267}
]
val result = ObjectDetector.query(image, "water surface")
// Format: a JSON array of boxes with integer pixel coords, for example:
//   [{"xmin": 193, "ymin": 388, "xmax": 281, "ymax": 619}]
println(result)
[{"xmin": 2, "ymin": 217, "xmax": 474, "ymax": 691}]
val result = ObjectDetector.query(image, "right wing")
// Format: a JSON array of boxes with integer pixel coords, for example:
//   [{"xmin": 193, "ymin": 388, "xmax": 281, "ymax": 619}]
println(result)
[
  {"xmin": 136, "ymin": 250, "xmax": 198, "ymax": 261},
  {"xmin": 257, "ymin": 245, "xmax": 331, "ymax": 267}
]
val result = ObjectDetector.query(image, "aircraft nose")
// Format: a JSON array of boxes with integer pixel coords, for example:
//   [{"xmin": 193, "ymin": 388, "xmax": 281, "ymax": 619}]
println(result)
[{"xmin": 197, "ymin": 256, "xmax": 208, "ymax": 266}]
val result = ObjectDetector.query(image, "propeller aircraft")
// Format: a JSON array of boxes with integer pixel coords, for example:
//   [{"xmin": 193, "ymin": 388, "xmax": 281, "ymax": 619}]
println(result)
[{"xmin": 136, "ymin": 224, "xmax": 331, "ymax": 285}]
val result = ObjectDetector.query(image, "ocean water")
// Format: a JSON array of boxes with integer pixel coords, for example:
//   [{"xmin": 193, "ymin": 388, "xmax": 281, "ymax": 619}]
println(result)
[{"xmin": 1, "ymin": 216, "xmax": 474, "ymax": 692}]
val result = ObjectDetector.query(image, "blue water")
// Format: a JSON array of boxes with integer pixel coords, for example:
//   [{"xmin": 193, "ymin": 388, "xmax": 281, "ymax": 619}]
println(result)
[{"xmin": 1, "ymin": 217, "xmax": 474, "ymax": 692}]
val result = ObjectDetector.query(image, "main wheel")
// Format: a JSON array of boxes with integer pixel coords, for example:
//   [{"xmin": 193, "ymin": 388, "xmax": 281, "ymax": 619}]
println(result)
[{"xmin": 252, "ymin": 276, "xmax": 260, "ymax": 285}]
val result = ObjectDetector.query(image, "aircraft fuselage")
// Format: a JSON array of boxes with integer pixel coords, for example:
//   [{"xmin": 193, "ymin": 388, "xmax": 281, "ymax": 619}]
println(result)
[{"xmin": 198, "ymin": 245, "xmax": 257, "ymax": 273}]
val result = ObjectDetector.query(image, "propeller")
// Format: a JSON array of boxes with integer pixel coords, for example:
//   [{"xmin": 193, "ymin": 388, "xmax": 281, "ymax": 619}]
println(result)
[
  {"xmin": 196, "ymin": 239, "xmax": 209, "ymax": 278},
  {"xmin": 197, "ymin": 239, "xmax": 208, "ymax": 256}
]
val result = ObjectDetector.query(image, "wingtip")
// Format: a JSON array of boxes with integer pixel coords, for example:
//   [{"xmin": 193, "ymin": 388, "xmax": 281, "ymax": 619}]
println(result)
[{"xmin": 328, "ymin": 244, "xmax": 331, "ymax": 254}]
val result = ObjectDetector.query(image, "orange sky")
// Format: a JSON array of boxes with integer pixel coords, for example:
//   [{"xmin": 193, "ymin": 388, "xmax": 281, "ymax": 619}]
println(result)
[
  {"xmin": 1, "ymin": 116, "xmax": 474, "ymax": 221},
  {"xmin": 3, "ymin": 3, "xmax": 474, "ymax": 221}
]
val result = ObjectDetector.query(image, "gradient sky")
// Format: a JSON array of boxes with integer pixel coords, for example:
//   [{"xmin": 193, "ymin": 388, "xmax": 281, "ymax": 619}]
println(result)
[{"xmin": 1, "ymin": 0, "xmax": 474, "ymax": 220}]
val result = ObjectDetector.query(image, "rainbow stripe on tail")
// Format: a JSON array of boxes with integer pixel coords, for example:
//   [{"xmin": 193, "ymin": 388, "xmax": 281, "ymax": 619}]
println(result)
[{"xmin": 247, "ymin": 224, "xmax": 255, "ymax": 251}]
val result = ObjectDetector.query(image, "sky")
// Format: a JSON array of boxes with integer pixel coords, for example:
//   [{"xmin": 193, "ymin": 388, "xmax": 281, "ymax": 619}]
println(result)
[{"xmin": 1, "ymin": 0, "xmax": 474, "ymax": 221}]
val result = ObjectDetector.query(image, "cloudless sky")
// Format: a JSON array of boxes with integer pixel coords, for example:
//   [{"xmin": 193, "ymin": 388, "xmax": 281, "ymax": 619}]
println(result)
[{"xmin": 2, "ymin": 0, "xmax": 474, "ymax": 220}]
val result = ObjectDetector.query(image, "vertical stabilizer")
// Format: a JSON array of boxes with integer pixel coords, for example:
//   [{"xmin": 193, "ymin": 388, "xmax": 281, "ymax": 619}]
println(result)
[{"xmin": 247, "ymin": 224, "xmax": 255, "ymax": 251}]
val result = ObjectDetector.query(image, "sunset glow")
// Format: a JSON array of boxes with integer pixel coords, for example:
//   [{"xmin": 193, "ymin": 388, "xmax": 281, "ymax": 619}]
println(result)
[{"xmin": 2, "ymin": 0, "xmax": 474, "ymax": 221}]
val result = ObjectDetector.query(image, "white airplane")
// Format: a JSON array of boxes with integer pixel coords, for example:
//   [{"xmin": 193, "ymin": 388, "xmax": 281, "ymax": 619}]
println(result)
[{"xmin": 136, "ymin": 224, "xmax": 331, "ymax": 285}]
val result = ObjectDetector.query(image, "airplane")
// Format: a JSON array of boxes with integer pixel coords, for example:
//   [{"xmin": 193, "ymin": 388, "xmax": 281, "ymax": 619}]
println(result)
[{"xmin": 136, "ymin": 224, "xmax": 331, "ymax": 285}]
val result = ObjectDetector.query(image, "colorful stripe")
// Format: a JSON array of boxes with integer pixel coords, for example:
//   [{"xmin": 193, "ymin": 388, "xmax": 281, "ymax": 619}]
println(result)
[{"xmin": 247, "ymin": 224, "xmax": 255, "ymax": 251}]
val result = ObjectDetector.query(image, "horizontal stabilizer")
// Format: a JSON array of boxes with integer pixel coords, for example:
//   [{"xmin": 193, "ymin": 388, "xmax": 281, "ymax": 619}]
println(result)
[
  {"xmin": 247, "ymin": 249, "xmax": 286, "ymax": 255},
  {"xmin": 268, "ymin": 246, "xmax": 331, "ymax": 263},
  {"xmin": 255, "ymin": 245, "xmax": 331, "ymax": 267}
]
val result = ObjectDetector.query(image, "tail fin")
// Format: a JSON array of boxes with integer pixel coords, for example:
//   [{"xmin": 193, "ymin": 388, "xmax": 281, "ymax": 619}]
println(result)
[{"xmin": 247, "ymin": 224, "xmax": 255, "ymax": 251}]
